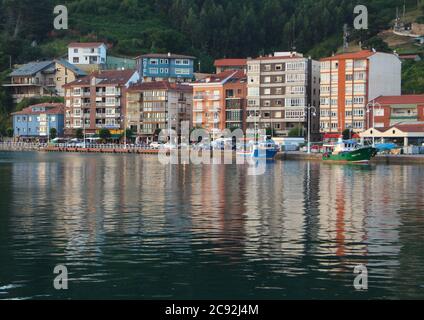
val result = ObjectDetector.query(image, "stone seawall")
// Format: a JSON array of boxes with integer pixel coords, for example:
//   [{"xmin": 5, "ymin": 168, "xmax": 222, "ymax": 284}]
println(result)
[{"xmin": 278, "ymin": 152, "xmax": 424, "ymax": 164}]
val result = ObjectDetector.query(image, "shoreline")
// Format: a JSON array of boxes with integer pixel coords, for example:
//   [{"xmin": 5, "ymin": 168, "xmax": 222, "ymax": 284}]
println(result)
[{"xmin": 2, "ymin": 144, "xmax": 424, "ymax": 164}]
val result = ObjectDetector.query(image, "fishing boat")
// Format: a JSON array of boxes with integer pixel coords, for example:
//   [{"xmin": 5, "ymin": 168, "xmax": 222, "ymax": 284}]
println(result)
[
  {"xmin": 322, "ymin": 139, "xmax": 377, "ymax": 163},
  {"xmin": 237, "ymin": 139, "xmax": 279, "ymax": 160}
]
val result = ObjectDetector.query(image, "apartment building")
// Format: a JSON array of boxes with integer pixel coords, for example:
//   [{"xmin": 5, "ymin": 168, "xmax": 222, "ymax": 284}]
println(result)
[
  {"xmin": 126, "ymin": 81, "xmax": 193, "ymax": 142},
  {"xmin": 246, "ymin": 52, "xmax": 320, "ymax": 137},
  {"xmin": 68, "ymin": 42, "xmax": 107, "ymax": 71},
  {"xmin": 319, "ymin": 50, "xmax": 401, "ymax": 134},
  {"xmin": 63, "ymin": 70, "xmax": 139, "ymax": 136},
  {"xmin": 3, "ymin": 60, "xmax": 86, "ymax": 102},
  {"xmin": 135, "ymin": 53, "xmax": 195, "ymax": 82},
  {"xmin": 191, "ymin": 70, "xmax": 247, "ymax": 139}
]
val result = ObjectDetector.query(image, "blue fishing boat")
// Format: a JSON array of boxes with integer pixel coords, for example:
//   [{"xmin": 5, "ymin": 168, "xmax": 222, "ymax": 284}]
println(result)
[{"xmin": 237, "ymin": 139, "xmax": 279, "ymax": 160}]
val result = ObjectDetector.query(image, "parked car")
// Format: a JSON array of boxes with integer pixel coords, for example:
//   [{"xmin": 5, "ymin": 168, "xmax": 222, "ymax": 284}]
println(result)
[{"xmin": 150, "ymin": 141, "xmax": 164, "ymax": 149}]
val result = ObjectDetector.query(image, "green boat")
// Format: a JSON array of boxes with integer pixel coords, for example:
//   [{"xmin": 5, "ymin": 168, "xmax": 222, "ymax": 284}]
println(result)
[{"xmin": 322, "ymin": 140, "xmax": 377, "ymax": 163}]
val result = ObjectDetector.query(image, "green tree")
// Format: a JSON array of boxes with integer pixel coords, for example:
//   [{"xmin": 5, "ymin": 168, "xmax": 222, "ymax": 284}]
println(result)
[
  {"xmin": 342, "ymin": 129, "xmax": 351, "ymax": 140},
  {"xmin": 75, "ymin": 128, "xmax": 84, "ymax": 140},
  {"xmin": 6, "ymin": 127, "xmax": 13, "ymax": 138},
  {"xmin": 288, "ymin": 126, "xmax": 303, "ymax": 137},
  {"xmin": 99, "ymin": 128, "xmax": 111, "ymax": 142},
  {"xmin": 49, "ymin": 127, "xmax": 57, "ymax": 140}
]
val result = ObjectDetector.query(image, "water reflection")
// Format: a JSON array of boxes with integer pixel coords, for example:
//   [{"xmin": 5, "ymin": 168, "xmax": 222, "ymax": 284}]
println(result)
[{"xmin": 0, "ymin": 152, "xmax": 423, "ymax": 299}]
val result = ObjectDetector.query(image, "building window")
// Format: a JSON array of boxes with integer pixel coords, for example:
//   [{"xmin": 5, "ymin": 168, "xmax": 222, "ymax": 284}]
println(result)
[
  {"xmin": 73, "ymin": 57, "xmax": 79, "ymax": 63},
  {"xmin": 375, "ymin": 109, "xmax": 385, "ymax": 116},
  {"xmin": 175, "ymin": 68, "xmax": 190, "ymax": 75},
  {"xmin": 275, "ymin": 64, "xmax": 283, "ymax": 71},
  {"xmin": 150, "ymin": 59, "xmax": 158, "ymax": 65},
  {"xmin": 149, "ymin": 68, "xmax": 159, "ymax": 74}
]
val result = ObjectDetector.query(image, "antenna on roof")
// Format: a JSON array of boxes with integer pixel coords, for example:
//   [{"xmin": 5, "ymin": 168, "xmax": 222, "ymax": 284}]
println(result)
[{"xmin": 343, "ymin": 24, "xmax": 350, "ymax": 53}]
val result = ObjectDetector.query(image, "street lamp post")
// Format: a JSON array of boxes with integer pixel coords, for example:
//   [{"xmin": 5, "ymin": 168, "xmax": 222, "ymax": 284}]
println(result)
[
  {"xmin": 365, "ymin": 100, "xmax": 382, "ymax": 147},
  {"xmin": 83, "ymin": 115, "xmax": 86, "ymax": 148},
  {"xmin": 305, "ymin": 105, "xmax": 317, "ymax": 154}
]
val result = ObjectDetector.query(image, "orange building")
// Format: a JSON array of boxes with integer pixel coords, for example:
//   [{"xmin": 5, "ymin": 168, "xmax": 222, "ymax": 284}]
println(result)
[
  {"xmin": 320, "ymin": 50, "xmax": 401, "ymax": 134},
  {"xmin": 191, "ymin": 70, "xmax": 247, "ymax": 139}
]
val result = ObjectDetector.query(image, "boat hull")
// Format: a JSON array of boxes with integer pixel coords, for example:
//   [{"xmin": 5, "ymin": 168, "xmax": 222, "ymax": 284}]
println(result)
[
  {"xmin": 322, "ymin": 147, "xmax": 377, "ymax": 163},
  {"xmin": 252, "ymin": 148, "xmax": 279, "ymax": 160}
]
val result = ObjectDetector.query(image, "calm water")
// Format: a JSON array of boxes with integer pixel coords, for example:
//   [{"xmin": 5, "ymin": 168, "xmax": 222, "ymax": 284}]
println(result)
[{"xmin": 0, "ymin": 152, "xmax": 423, "ymax": 299}]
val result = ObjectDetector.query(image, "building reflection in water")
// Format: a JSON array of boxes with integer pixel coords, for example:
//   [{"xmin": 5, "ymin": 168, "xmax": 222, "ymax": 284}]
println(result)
[{"xmin": 6, "ymin": 153, "xmax": 424, "ymax": 298}]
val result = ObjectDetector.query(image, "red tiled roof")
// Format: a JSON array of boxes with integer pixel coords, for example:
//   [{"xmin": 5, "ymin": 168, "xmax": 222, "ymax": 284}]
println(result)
[
  {"xmin": 371, "ymin": 95, "xmax": 424, "ymax": 105},
  {"xmin": 128, "ymin": 80, "xmax": 192, "ymax": 93},
  {"xmin": 399, "ymin": 54, "xmax": 420, "ymax": 59},
  {"xmin": 12, "ymin": 103, "xmax": 65, "ymax": 116},
  {"xmin": 214, "ymin": 59, "xmax": 247, "ymax": 67},
  {"xmin": 64, "ymin": 69, "xmax": 137, "ymax": 87},
  {"xmin": 68, "ymin": 42, "xmax": 105, "ymax": 48},
  {"xmin": 193, "ymin": 70, "xmax": 246, "ymax": 84},
  {"xmin": 320, "ymin": 50, "xmax": 376, "ymax": 61},
  {"xmin": 393, "ymin": 123, "xmax": 424, "ymax": 133}
]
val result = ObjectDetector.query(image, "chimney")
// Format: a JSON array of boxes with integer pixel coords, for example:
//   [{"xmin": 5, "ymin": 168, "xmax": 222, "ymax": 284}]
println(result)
[{"xmin": 168, "ymin": 52, "xmax": 171, "ymax": 57}]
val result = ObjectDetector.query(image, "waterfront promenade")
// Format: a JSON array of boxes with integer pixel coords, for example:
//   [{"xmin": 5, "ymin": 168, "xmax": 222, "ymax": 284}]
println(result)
[{"xmin": 2, "ymin": 142, "xmax": 424, "ymax": 164}]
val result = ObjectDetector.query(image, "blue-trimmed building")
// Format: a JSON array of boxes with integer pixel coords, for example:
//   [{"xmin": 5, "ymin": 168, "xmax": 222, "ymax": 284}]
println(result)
[
  {"xmin": 136, "ymin": 53, "xmax": 196, "ymax": 83},
  {"xmin": 12, "ymin": 103, "xmax": 65, "ymax": 139}
]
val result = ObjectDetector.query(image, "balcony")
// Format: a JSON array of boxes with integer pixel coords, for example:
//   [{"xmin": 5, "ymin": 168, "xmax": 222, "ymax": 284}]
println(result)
[
  {"xmin": 193, "ymin": 95, "xmax": 205, "ymax": 100},
  {"xmin": 208, "ymin": 94, "xmax": 221, "ymax": 100}
]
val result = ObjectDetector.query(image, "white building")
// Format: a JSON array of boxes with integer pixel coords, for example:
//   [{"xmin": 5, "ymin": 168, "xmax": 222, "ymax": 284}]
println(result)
[
  {"xmin": 68, "ymin": 42, "xmax": 107, "ymax": 68},
  {"xmin": 319, "ymin": 50, "xmax": 401, "ymax": 134}
]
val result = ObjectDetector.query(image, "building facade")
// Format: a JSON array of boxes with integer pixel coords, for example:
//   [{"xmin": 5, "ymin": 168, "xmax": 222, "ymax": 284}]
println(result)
[
  {"xmin": 368, "ymin": 95, "xmax": 424, "ymax": 128},
  {"xmin": 68, "ymin": 42, "xmax": 107, "ymax": 71},
  {"xmin": 12, "ymin": 103, "xmax": 65, "ymax": 138},
  {"xmin": 126, "ymin": 81, "xmax": 193, "ymax": 142},
  {"xmin": 191, "ymin": 70, "xmax": 247, "ymax": 139},
  {"xmin": 246, "ymin": 52, "xmax": 320, "ymax": 137},
  {"xmin": 136, "ymin": 53, "xmax": 195, "ymax": 82},
  {"xmin": 63, "ymin": 70, "xmax": 139, "ymax": 136},
  {"xmin": 214, "ymin": 59, "xmax": 247, "ymax": 73},
  {"xmin": 3, "ymin": 60, "xmax": 86, "ymax": 102},
  {"xmin": 319, "ymin": 50, "xmax": 401, "ymax": 134}
]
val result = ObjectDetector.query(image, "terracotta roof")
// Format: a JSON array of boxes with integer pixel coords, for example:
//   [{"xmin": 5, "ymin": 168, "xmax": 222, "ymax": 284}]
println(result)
[
  {"xmin": 393, "ymin": 123, "xmax": 424, "ymax": 133},
  {"xmin": 64, "ymin": 69, "xmax": 137, "ymax": 87},
  {"xmin": 371, "ymin": 95, "xmax": 424, "ymax": 105},
  {"xmin": 128, "ymin": 80, "xmax": 192, "ymax": 93},
  {"xmin": 136, "ymin": 53, "xmax": 196, "ymax": 60},
  {"xmin": 398, "ymin": 54, "xmax": 420, "ymax": 58},
  {"xmin": 12, "ymin": 103, "xmax": 65, "ymax": 116},
  {"xmin": 68, "ymin": 42, "xmax": 105, "ymax": 48},
  {"xmin": 214, "ymin": 59, "xmax": 247, "ymax": 67},
  {"xmin": 320, "ymin": 50, "xmax": 376, "ymax": 61},
  {"xmin": 193, "ymin": 70, "xmax": 246, "ymax": 84}
]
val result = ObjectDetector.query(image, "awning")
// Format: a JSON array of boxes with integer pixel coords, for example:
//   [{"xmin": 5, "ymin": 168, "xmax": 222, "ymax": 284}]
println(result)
[{"xmin": 324, "ymin": 133, "xmax": 342, "ymax": 139}]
